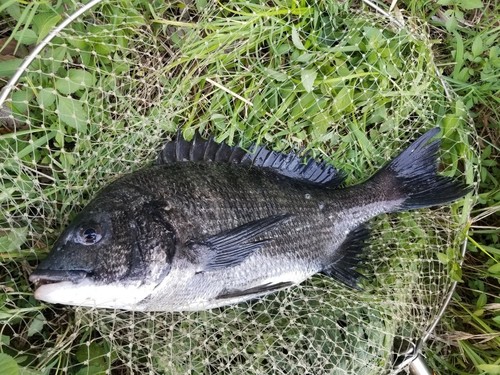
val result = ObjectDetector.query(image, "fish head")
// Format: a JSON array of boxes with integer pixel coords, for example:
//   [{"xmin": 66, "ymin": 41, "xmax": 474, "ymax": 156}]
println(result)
[{"xmin": 30, "ymin": 185, "xmax": 176, "ymax": 310}]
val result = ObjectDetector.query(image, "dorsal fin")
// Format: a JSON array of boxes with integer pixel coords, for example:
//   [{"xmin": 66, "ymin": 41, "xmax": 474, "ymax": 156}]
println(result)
[{"xmin": 156, "ymin": 131, "xmax": 345, "ymax": 187}]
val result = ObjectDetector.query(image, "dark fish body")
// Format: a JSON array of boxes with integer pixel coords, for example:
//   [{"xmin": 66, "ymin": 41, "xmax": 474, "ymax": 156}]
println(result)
[{"xmin": 30, "ymin": 128, "xmax": 471, "ymax": 311}]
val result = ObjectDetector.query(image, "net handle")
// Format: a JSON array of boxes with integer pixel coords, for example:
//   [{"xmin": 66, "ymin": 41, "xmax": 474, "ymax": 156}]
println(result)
[
  {"xmin": 409, "ymin": 354, "xmax": 434, "ymax": 375},
  {"xmin": 0, "ymin": 0, "xmax": 104, "ymax": 108}
]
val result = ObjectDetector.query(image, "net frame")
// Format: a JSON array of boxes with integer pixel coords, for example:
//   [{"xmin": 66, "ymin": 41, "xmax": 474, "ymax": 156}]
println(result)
[{"xmin": 0, "ymin": 0, "xmax": 479, "ymax": 374}]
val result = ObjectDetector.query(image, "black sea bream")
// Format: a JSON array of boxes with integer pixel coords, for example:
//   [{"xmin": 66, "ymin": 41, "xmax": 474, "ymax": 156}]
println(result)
[{"xmin": 30, "ymin": 128, "xmax": 471, "ymax": 311}]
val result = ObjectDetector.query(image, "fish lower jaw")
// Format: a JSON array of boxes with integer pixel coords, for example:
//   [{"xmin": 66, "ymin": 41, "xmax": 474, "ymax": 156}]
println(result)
[{"xmin": 33, "ymin": 279, "xmax": 156, "ymax": 310}]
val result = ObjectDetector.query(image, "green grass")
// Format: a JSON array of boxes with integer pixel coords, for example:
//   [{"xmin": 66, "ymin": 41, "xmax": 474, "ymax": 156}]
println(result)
[{"xmin": 0, "ymin": 0, "xmax": 498, "ymax": 374}]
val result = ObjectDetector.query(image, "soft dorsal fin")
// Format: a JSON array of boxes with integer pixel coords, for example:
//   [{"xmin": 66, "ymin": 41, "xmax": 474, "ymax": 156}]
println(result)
[{"xmin": 156, "ymin": 132, "xmax": 345, "ymax": 187}]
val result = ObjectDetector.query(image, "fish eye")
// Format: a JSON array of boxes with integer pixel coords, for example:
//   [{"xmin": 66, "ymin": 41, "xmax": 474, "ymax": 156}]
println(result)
[{"xmin": 77, "ymin": 226, "xmax": 102, "ymax": 245}]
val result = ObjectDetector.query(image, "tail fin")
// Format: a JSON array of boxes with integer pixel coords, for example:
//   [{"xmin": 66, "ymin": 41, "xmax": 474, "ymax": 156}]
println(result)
[{"xmin": 372, "ymin": 128, "xmax": 471, "ymax": 210}]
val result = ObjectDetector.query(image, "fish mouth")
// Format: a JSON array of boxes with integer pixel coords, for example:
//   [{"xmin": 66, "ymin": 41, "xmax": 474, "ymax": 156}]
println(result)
[{"xmin": 29, "ymin": 269, "xmax": 90, "ymax": 289}]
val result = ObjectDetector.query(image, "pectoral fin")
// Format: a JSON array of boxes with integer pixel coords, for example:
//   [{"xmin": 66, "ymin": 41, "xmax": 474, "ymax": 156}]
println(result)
[{"xmin": 189, "ymin": 214, "xmax": 292, "ymax": 272}]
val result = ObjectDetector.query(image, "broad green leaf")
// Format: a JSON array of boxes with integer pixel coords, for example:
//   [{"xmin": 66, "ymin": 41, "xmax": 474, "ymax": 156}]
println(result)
[
  {"xmin": 75, "ymin": 341, "xmax": 110, "ymax": 373},
  {"xmin": 95, "ymin": 42, "xmax": 112, "ymax": 56},
  {"xmin": 263, "ymin": 68, "xmax": 287, "ymax": 82},
  {"xmin": 43, "ymin": 45, "xmax": 67, "ymax": 74},
  {"xmin": 473, "ymin": 308, "xmax": 484, "ymax": 317},
  {"xmin": 455, "ymin": 99, "xmax": 467, "ymax": 117},
  {"xmin": 5, "ymin": 2, "xmax": 22, "ymax": 21},
  {"xmin": 445, "ymin": 15, "xmax": 458, "ymax": 32},
  {"xmin": 60, "ymin": 151, "xmax": 76, "ymax": 170},
  {"xmin": 489, "ymin": 46, "xmax": 498, "ymax": 60},
  {"xmin": 0, "ymin": 227, "xmax": 28, "ymax": 252},
  {"xmin": 459, "ymin": 0, "xmax": 483, "ymax": 9},
  {"xmin": 477, "ymin": 364, "xmax": 500, "ymax": 375},
  {"xmin": 37, "ymin": 88, "xmax": 56, "ymax": 108},
  {"xmin": 450, "ymin": 262, "xmax": 463, "ymax": 282},
  {"xmin": 11, "ymin": 89, "xmax": 34, "ymax": 115},
  {"xmin": 33, "ymin": 13, "xmax": 61, "ymax": 41},
  {"xmin": 57, "ymin": 96, "xmax": 88, "ymax": 132},
  {"xmin": 476, "ymin": 293, "xmax": 487, "ymax": 309},
  {"xmin": 275, "ymin": 43, "xmax": 291, "ymax": 55},
  {"xmin": 487, "ymin": 262, "xmax": 500, "ymax": 274},
  {"xmin": 363, "ymin": 26, "xmax": 384, "ymax": 46},
  {"xmin": 442, "ymin": 114, "xmax": 461, "ymax": 135},
  {"xmin": 0, "ymin": 58, "xmax": 23, "ymax": 78},
  {"xmin": 312, "ymin": 112, "xmax": 333, "ymax": 138},
  {"xmin": 55, "ymin": 77, "xmax": 82, "ymax": 95},
  {"xmin": 27, "ymin": 313, "xmax": 45, "ymax": 337},
  {"xmin": 301, "ymin": 69, "xmax": 317, "ymax": 93},
  {"xmin": 455, "ymin": 67, "xmax": 471, "ymax": 82},
  {"xmin": 481, "ymin": 144, "xmax": 491, "ymax": 159},
  {"xmin": 19, "ymin": 367, "xmax": 41, "ymax": 375},
  {"xmin": 67, "ymin": 36, "xmax": 89, "ymax": 50},
  {"xmin": 0, "ymin": 353, "xmax": 19, "ymax": 375},
  {"xmin": 295, "ymin": 53, "xmax": 313, "ymax": 63},
  {"xmin": 182, "ymin": 126, "xmax": 195, "ymax": 141},
  {"xmin": 437, "ymin": 252, "xmax": 449, "ymax": 265},
  {"xmin": 471, "ymin": 36, "xmax": 484, "ymax": 57},
  {"xmin": 331, "ymin": 86, "xmax": 353, "ymax": 113},
  {"xmin": 195, "ymin": 0, "xmax": 208, "ymax": 11},
  {"xmin": 68, "ymin": 69, "xmax": 96, "ymax": 87},
  {"xmin": 1, "ymin": 334, "xmax": 10, "ymax": 345},
  {"xmin": 55, "ymin": 69, "xmax": 96, "ymax": 95},
  {"xmin": 291, "ymin": 28, "xmax": 305, "ymax": 50},
  {"xmin": 13, "ymin": 29, "xmax": 37, "ymax": 45}
]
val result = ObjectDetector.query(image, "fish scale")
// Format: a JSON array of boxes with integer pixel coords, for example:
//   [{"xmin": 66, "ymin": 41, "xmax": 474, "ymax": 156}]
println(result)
[{"xmin": 29, "ymin": 128, "xmax": 471, "ymax": 311}]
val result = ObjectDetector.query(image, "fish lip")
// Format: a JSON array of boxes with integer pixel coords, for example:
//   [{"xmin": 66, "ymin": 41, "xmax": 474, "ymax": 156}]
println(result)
[{"xmin": 29, "ymin": 269, "xmax": 90, "ymax": 288}]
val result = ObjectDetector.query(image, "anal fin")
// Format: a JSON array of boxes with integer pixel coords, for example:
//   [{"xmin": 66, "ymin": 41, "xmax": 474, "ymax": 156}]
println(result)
[{"xmin": 321, "ymin": 224, "xmax": 370, "ymax": 290}]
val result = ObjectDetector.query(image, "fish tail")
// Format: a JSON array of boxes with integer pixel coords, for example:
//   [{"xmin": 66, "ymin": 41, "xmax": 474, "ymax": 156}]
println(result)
[{"xmin": 371, "ymin": 128, "xmax": 471, "ymax": 211}]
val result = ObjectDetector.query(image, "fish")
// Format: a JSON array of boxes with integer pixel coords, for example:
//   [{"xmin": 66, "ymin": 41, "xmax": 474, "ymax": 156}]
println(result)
[{"xmin": 29, "ymin": 128, "xmax": 471, "ymax": 311}]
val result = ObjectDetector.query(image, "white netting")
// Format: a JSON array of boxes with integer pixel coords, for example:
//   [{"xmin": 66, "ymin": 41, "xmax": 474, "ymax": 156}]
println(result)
[{"xmin": 0, "ymin": 1, "xmax": 479, "ymax": 374}]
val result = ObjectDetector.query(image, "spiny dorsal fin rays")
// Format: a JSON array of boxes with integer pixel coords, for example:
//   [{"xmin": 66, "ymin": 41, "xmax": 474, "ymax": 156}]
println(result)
[{"xmin": 156, "ymin": 131, "xmax": 346, "ymax": 187}]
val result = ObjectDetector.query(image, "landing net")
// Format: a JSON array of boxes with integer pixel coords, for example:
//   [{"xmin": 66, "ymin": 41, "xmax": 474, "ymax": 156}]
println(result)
[{"xmin": 0, "ymin": 1, "xmax": 478, "ymax": 374}]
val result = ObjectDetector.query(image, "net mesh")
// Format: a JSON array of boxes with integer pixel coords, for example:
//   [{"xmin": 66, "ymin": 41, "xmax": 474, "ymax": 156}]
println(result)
[{"xmin": 0, "ymin": 0, "xmax": 479, "ymax": 374}]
